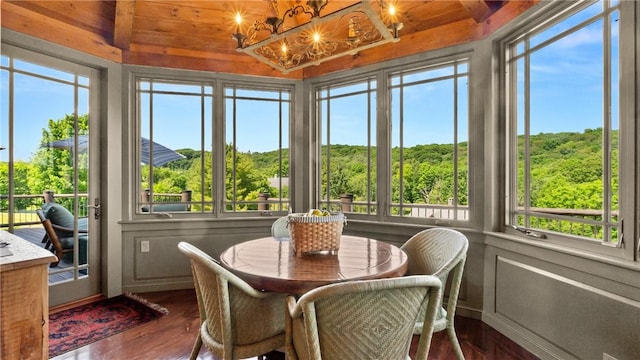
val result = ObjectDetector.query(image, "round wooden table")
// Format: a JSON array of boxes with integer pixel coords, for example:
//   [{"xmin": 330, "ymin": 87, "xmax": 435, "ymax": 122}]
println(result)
[{"xmin": 219, "ymin": 235, "xmax": 408, "ymax": 295}]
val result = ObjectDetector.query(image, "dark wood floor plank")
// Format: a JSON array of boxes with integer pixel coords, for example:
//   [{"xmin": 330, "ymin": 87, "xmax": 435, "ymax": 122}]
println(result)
[{"xmin": 51, "ymin": 289, "xmax": 538, "ymax": 360}]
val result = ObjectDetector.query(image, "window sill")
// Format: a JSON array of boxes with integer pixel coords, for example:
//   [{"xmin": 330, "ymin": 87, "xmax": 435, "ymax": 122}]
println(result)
[{"xmin": 484, "ymin": 230, "xmax": 640, "ymax": 272}]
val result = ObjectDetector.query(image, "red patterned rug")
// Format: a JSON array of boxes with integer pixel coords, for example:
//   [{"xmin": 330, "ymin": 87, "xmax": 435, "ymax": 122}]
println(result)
[{"xmin": 49, "ymin": 293, "xmax": 169, "ymax": 357}]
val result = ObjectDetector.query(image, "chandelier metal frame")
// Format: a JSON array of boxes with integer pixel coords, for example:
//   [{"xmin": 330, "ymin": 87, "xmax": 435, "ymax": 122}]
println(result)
[{"xmin": 232, "ymin": 1, "xmax": 402, "ymax": 73}]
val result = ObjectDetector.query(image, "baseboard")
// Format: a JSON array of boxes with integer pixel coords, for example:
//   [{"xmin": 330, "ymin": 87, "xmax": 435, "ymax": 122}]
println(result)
[
  {"xmin": 455, "ymin": 304, "xmax": 482, "ymax": 319},
  {"xmin": 481, "ymin": 312, "xmax": 577, "ymax": 360},
  {"xmin": 50, "ymin": 294, "xmax": 105, "ymax": 314},
  {"xmin": 122, "ymin": 281, "xmax": 194, "ymax": 294}
]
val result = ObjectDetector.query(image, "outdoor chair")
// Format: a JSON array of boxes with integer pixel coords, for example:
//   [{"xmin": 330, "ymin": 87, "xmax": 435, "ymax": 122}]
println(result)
[
  {"xmin": 271, "ymin": 216, "xmax": 289, "ymax": 239},
  {"xmin": 36, "ymin": 207, "xmax": 87, "ymax": 267},
  {"xmin": 401, "ymin": 227, "xmax": 469, "ymax": 360},
  {"xmin": 38, "ymin": 202, "xmax": 88, "ymax": 267},
  {"xmin": 285, "ymin": 275, "xmax": 443, "ymax": 360},
  {"xmin": 177, "ymin": 242, "xmax": 286, "ymax": 360}
]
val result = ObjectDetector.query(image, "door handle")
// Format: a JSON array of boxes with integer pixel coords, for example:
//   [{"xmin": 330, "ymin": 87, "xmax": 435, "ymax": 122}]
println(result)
[{"xmin": 87, "ymin": 198, "xmax": 101, "ymax": 219}]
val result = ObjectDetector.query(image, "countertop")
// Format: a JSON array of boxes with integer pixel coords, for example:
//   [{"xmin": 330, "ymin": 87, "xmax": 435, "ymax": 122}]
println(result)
[{"xmin": 0, "ymin": 230, "xmax": 57, "ymax": 272}]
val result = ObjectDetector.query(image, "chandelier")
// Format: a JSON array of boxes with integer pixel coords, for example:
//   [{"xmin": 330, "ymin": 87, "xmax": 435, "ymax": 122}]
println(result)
[{"xmin": 232, "ymin": 0, "xmax": 403, "ymax": 73}]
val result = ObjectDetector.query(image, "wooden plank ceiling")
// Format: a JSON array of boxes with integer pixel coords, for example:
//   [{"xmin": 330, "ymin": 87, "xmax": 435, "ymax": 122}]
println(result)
[{"xmin": 1, "ymin": 0, "xmax": 538, "ymax": 79}]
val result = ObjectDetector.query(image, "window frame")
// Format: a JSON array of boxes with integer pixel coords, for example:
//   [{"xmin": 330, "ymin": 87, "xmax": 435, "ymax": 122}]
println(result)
[
  {"xmin": 387, "ymin": 59, "xmax": 471, "ymax": 224},
  {"xmin": 221, "ymin": 82, "xmax": 293, "ymax": 216},
  {"xmin": 309, "ymin": 53, "xmax": 474, "ymax": 227},
  {"xmin": 315, "ymin": 76, "xmax": 378, "ymax": 216},
  {"xmin": 135, "ymin": 77, "xmax": 215, "ymax": 216},
  {"xmin": 129, "ymin": 69, "xmax": 296, "ymax": 219},
  {"xmin": 498, "ymin": 0, "xmax": 637, "ymax": 260}
]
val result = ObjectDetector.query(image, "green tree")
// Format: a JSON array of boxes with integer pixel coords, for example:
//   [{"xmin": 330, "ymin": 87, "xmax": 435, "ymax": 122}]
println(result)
[{"xmin": 29, "ymin": 114, "xmax": 89, "ymax": 198}]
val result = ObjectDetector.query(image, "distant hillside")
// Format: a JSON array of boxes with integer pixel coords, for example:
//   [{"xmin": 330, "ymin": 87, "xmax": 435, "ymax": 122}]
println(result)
[{"xmin": 164, "ymin": 128, "xmax": 613, "ymax": 208}]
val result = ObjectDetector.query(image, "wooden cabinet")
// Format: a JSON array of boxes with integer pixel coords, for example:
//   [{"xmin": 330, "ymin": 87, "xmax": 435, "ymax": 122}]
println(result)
[{"xmin": 1, "ymin": 230, "xmax": 56, "ymax": 360}]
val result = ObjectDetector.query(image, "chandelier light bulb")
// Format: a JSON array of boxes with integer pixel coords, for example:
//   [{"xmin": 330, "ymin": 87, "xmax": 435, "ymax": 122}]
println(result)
[{"xmin": 388, "ymin": 5, "xmax": 396, "ymax": 16}]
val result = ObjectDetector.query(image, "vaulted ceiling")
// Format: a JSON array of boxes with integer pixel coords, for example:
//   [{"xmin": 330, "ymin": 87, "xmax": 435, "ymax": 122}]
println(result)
[{"xmin": 1, "ymin": 1, "xmax": 538, "ymax": 79}]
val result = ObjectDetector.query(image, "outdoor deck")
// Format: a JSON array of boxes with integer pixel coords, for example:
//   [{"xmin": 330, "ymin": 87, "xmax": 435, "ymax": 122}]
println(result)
[{"xmin": 11, "ymin": 226, "xmax": 77, "ymax": 283}]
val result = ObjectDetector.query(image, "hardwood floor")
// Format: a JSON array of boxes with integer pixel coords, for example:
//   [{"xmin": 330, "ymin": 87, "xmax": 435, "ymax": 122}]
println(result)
[{"xmin": 51, "ymin": 289, "xmax": 539, "ymax": 360}]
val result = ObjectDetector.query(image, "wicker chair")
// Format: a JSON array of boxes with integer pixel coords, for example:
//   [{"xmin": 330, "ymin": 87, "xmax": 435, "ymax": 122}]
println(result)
[
  {"xmin": 177, "ymin": 242, "xmax": 286, "ymax": 360},
  {"xmin": 285, "ymin": 275, "xmax": 443, "ymax": 360},
  {"xmin": 271, "ymin": 216, "xmax": 290, "ymax": 239},
  {"xmin": 401, "ymin": 228, "xmax": 469, "ymax": 360}
]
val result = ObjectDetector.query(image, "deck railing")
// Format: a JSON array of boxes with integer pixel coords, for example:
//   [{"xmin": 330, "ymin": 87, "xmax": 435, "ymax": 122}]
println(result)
[{"xmin": 3, "ymin": 192, "xmax": 613, "ymax": 237}]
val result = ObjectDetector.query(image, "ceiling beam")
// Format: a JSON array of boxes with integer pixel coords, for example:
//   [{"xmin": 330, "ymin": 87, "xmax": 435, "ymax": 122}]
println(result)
[
  {"xmin": 459, "ymin": 0, "xmax": 496, "ymax": 23},
  {"xmin": 114, "ymin": 0, "xmax": 136, "ymax": 50},
  {"xmin": 0, "ymin": 1, "xmax": 121, "ymax": 62}
]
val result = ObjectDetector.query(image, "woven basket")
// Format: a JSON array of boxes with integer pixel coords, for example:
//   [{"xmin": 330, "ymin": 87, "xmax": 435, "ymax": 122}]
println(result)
[{"xmin": 288, "ymin": 213, "xmax": 347, "ymax": 256}]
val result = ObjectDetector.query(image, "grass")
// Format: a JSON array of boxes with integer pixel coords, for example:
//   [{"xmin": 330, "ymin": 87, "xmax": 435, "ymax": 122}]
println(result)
[{"xmin": 1, "ymin": 211, "xmax": 39, "ymax": 227}]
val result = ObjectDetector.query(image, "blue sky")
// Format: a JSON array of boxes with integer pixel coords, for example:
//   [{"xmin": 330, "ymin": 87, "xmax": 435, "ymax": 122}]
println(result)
[{"xmin": 2, "ymin": 1, "xmax": 615, "ymax": 162}]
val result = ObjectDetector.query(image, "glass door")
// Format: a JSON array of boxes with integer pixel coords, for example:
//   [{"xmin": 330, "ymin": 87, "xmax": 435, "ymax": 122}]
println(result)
[{"xmin": 1, "ymin": 45, "xmax": 101, "ymax": 306}]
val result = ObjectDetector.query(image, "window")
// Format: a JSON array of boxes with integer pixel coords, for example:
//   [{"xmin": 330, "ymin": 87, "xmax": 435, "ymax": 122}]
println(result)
[
  {"xmin": 224, "ymin": 86, "xmax": 290, "ymax": 213},
  {"xmin": 389, "ymin": 61, "xmax": 469, "ymax": 221},
  {"xmin": 135, "ymin": 77, "xmax": 291, "ymax": 216},
  {"xmin": 317, "ymin": 78, "xmax": 377, "ymax": 214},
  {"xmin": 314, "ymin": 59, "xmax": 470, "ymax": 222},
  {"xmin": 504, "ymin": 1, "xmax": 624, "ymax": 248},
  {"xmin": 137, "ymin": 79, "xmax": 213, "ymax": 214},
  {"xmin": 1, "ymin": 45, "xmax": 99, "ymax": 282}
]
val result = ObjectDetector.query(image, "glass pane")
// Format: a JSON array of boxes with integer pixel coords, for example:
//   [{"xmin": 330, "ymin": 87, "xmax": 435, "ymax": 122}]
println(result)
[
  {"xmin": 509, "ymin": 3, "xmax": 619, "ymax": 243},
  {"xmin": 139, "ymin": 80, "xmax": 214, "ymax": 213},
  {"xmin": 327, "ymin": 81, "xmax": 370, "ymax": 97},
  {"xmin": 224, "ymin": 88, "xmax": 290, "ymax": 212},
  {"xmin": 529, "ymin": 1, "xmax": 603, "ymax": 49},
  {"xmin": 528, "ymin": 21, "xmax": 605, "ymax": 234},
  {"xmin": 516, "ymin": 57, "xmax": 526, "ymax": 210},
  {"xmin": 457, "ymin": 76, "xmax": 469, "ymax": 218},
  {"xmin": 14, "ymin": 59, "xmax": 75, "ymax": 82},
  {"xmin": 390, "ymin": 62, "xmax": 469, "ymax": 220},
  {"xmin": 152, "ymin": 81, "xmax": 204, "ymax": 94},
  {"xmin": 9, "ymin": 68, "xmax": 89, "ymax": 277},
  {"xmin": 319, "ymin": 80, "xmax": 376, "ymax": 215},
  {"xmin": 403, "ymin": 66, "xmax": 454, "ymax": 85},
  {"xmin": 1, "ymin": 69, "xmax": 8, "ymax": 164}
]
